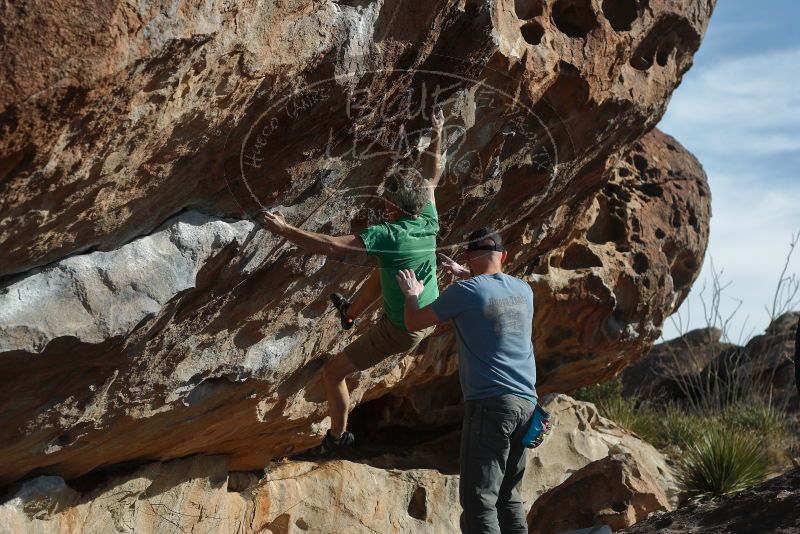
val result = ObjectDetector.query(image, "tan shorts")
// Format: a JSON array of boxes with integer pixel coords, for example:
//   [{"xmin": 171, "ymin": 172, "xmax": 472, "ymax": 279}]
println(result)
[{"xmin": 341, "ymin": 314, "xmax": 435, "ymax": 371}]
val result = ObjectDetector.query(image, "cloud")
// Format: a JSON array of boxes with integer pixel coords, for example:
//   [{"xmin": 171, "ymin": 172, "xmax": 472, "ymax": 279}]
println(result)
[{"xmin": 662, "ymin": 48, "xmax": 800, "ymax": 159}]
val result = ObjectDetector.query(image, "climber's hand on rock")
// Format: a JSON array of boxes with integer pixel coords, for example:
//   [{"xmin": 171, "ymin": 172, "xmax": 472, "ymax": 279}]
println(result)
[
  {"xmin": 438, "ymin": 253, "xmax": 469, "ymax": 279},
  {"xmin": 261, "ymin": 210, "xmax": 290, "ymax": 235},
  {"xmin": 396, "ymin": 269, "xmax": 424, "ymax": 298},
  {"xmin": 431, "ymin": 107, "xmax": 444, "ymax": 132}
]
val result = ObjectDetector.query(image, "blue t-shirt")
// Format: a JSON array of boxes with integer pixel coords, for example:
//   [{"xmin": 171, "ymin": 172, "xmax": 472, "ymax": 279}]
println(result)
[{"xmin": 430, "ymin": 272, "xmax": 538, "ymax": 401}]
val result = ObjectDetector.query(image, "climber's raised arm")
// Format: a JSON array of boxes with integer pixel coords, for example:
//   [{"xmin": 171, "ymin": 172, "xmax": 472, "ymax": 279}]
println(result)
[
  {"xmin": 421, "ymin": 108, "xmax": 445, "ymax": 205},
  {"xmin": 260, "ymin": 211, "xmax": 365, "ymax": 256}
]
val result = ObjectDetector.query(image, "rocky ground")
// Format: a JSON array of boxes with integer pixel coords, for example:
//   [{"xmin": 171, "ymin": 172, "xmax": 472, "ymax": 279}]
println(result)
[{"xmin": 622, "ymin": 468, "xmax": 800, "ymax": 534}]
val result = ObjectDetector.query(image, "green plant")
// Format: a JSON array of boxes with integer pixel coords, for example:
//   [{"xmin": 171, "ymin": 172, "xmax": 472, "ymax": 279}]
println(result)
[
  {"xmin": 679, "ymin": 429, "xmax": 769, "ymax": 501},
  {"xmin": 648, "ymin": 403, "xmax": 709, "ymax": 449},
  {"xmin": 574, "ymin": 381, "xmax": 658, "ymax": 440},
  {"xmin": 722, "ymin": 399, "xmax": 790, "ymax": 437},
  {"xmin": 575, "ymin": 379, "xmax": 797, "ymax": 477},
  {"xmin": 596, "ymin": 395, "xmax": 638, "ymax": 430},
  {"xmin": 573, "ymin": 378, "xmax": 624, "ymax": 406},
  {"xmin": 574, "ymin": 379, "xmax": 643, "ymax": 432}
]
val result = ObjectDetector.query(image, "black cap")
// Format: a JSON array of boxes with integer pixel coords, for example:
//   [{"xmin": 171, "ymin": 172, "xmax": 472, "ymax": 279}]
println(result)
[{"xmin": 466, "ymin": 227, "xmax": 504, "ymax": 252}]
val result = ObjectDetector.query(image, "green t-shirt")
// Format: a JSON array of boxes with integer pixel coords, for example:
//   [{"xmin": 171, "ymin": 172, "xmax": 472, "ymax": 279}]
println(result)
[{"xmin": 359, "ymin": 201, "xmax": 440, "ymax": 330}]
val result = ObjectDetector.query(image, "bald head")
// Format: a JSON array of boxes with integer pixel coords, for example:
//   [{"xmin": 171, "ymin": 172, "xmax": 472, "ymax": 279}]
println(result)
[{"xmin": 466, "ymin": 237, "xmax": 507, "ymax": 276}]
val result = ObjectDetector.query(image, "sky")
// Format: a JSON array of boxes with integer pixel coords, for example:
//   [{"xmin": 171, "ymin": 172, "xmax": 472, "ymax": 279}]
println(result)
[{"xmin": 657, "ymin": 0, "xmax": 800, "ymax": 342}]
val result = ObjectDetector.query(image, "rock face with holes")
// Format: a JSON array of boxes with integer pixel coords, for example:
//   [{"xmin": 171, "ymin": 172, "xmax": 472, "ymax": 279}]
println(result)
[
  {"xmin": 1, "ymin": 0, "xmax": 714, "ymax": 489},
  {"xmin": 0, "ymin": 396, "xmax": 681, "ymax": 534},
  {"xmin": 0, "ymin": 455, "xmax": 463, "ymax": 534},
  {"xmin": 528, "ymin": 129, "xmax": 711, "ymax": 392}
]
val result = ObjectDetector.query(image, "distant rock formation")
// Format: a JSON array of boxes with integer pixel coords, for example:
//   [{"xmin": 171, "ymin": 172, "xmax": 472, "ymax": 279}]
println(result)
[
  {"xmin": 0, "ymin": 0, "xmax": 713, "ymax": 490},
  {"xmin": 737, "ymin": 311, "xmax": 799, "ymax": 409},
  {"xmin": 621, "ymin": 327, "xmax": 730, "ymax": 400},
  {"xmin": 621, "ymin": 311, "xmax": 799, "ymax": 409}
]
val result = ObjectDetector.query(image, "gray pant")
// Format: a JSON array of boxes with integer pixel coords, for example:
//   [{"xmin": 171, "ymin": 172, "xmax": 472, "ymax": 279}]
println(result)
[{"xmin": 460, "ymin": 394, "xmax": 535, "ymax": 534}]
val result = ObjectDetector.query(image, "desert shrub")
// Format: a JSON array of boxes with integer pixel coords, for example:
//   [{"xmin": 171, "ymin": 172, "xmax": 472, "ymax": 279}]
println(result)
[
  {"xmin": 679, "ymin": 429, "xmax": 769, "ymax": 501},
  {"xmin": 621, "ymin": 402, "xmax": 717, "ymax": 451},
  {"xmin": 647, "ymin": 403, "xmax": 709, "ymax": 449},
  {"xmin": 573, "ymin": 378, "xmax": 624, "ymax": 406},
  {"xmin": 721, "ymin": 399, "xmax": 791, "ymax": 437},
  {"xmin": 572, "ymin": 381, "xmax": 794, "ymax": 474},
  {"xmin": 596, "ymin": 394, "xmax": 638, "ymax": 430},
  {"xmin": 574, "ymin": 382, "xmax": 659, "ymax": 443},
  {"xmin": 574, "ymin": 379, "xmax": 645, "ymax": 432}
]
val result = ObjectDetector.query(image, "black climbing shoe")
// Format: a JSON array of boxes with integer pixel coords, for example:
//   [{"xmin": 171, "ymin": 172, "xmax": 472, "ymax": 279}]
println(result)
[
  {"xmin": 294, "ymin": 430, "xmax": 356, "ymax": 460},
  {"xmin": 331, "ymin": 292, "xmax": 354, "ymax": 330}
]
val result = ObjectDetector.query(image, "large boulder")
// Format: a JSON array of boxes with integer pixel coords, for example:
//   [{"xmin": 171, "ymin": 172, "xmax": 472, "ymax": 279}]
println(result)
[
  {"xmin": 736, "ymin": 311, "xmax": 799, "ymax": 409},
  {"xmin": 520, "ymin": 394, "xmax": 681, "ymax": 508},
  {"xmin": 0, "ymin": 0, "xmax": 714, "ymax": 485},
  {"xmin": 0, "ymin": 455, "xmax": 461, "ymax": 534},
  {"xmin": 529, "ymin": 129, "xmax": 711, "ymax": 392}
]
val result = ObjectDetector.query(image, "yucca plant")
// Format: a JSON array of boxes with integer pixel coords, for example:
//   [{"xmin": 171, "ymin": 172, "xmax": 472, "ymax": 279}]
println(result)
[{"xmin": 679, "ymin": 429, "xmax": 768, "ymax": 501}]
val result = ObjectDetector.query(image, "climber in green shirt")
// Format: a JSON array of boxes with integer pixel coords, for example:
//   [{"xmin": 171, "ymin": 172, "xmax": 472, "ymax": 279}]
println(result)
[{"xmin": 260, "ymin": 109, "xmax": 445, "ymax": 458}]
